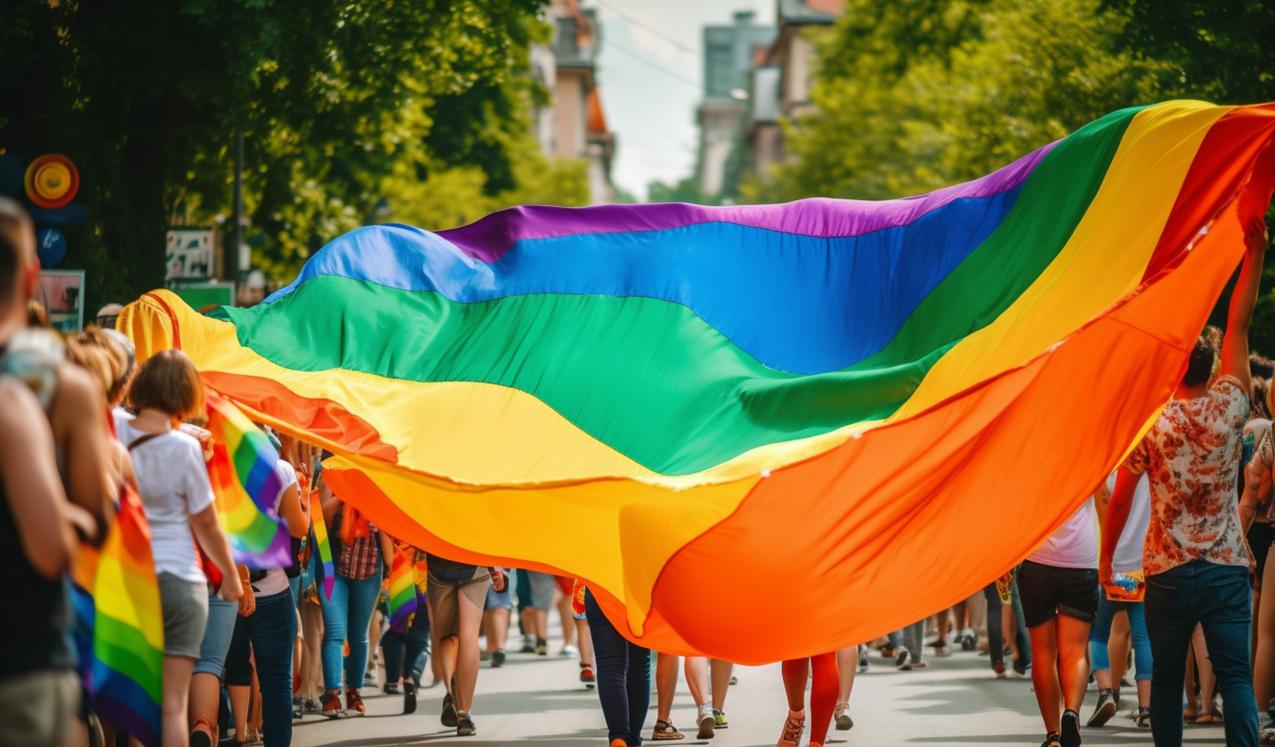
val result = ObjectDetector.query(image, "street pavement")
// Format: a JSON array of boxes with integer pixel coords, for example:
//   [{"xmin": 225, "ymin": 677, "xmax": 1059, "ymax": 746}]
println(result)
[{"xmin": 292, "ymin": 639, "xmax": 1228, "ymax": 747}]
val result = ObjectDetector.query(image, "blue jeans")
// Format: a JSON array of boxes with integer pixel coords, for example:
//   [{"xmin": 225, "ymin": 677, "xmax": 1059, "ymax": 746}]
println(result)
[
  {"xmin": 1145, "ymin": 560, "xmax": 1257, "ymax": 747},
  {"xmin": 983, "ymin": 581, "xmax": 1031, "ymax": 671},
  {"xmin": 382, "ymin": 606, "xmax": 430, "ymax": 685},
  {"xmin": 244, "ymin": 590, "xmax": 296, "ymax": 747},
  {"xmin": 1088, "ymin": 596, "xmax": 1151, "ymax": 681},
  {"xmin": 194, "ymin": 593, "xmax": 238, "ymax": 677},
  {"xmin": 585, "ymin": 589, "xmax": 650, "ymax": 746},
  {"xmin": 320, "ymin": 572, "xmax": 382, "ymax": 691}
]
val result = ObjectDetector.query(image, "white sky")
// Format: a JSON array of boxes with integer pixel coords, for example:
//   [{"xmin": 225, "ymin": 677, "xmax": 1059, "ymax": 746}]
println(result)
[{"xmin": 589, "ymin": 0, "xmax": 776, "ymax": 200}]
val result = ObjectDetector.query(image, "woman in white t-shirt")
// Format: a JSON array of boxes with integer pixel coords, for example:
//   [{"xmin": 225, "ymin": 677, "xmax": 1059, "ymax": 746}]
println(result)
[
  {"xmin": 120, "ymin": 350, "xmax": 241, "ymax": 747},
  {"xmin": 1017, "ymin": 496, "xmax": 1100, "ymax": 747}
]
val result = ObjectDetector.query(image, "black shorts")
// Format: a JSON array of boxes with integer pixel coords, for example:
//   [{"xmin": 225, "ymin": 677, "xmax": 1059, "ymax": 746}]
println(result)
[{"xmin": 1017, "ymin": 560, "xmax": 1099, "ymax": 629}]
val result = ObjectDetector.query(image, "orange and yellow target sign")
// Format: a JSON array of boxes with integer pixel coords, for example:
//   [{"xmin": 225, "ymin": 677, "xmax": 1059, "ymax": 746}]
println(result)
[{"xmin": 24, "ymin": 154, "xmax": 80, "ymax": 209}]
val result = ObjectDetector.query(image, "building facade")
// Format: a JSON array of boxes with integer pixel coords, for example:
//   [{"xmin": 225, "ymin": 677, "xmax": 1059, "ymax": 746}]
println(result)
[
  {"xmin": 745, "ymin": 0, "xmax": 845, "ymax": 184},
  {"xmin": 695, "ymin": 10, "xmax": 776, "ymax": 201},
  {"xmin": 535, "ymin": 0, "xmax": 617, "ymax": 204}
]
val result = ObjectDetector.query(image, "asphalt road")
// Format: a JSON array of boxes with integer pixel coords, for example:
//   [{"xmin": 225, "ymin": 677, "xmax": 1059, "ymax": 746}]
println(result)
[{"xmin": 291, "ymin": 637, "xmax": 1228, "ymax": 746}]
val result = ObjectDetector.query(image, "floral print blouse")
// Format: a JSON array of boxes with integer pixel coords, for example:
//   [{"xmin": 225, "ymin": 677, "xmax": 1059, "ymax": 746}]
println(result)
[{"xmin": 1125, "ymin": 376, "xmax": 1251, "ymax": 576}]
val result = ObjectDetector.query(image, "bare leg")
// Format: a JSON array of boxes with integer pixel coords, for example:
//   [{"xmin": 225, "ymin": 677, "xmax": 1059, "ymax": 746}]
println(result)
[
  {"xmin": 188, "ymin": 672, "xmax": 222, "ymax": 740},
  {"xmin": 835, "ymin": 647, "xmax": 857, "ymax": 705},
  {"xmin": 710, "ymin": 659, "xmax": 733, "ymax": 711},
  {"xmin": 1256, "ymin": 550, "xmax": 1275, "ymax": 712},
  {"xmin": 485, "ymin": 608, "xmax": 510, "ymax": 653},
  {"xmin": 684, "ymin": 656, "xmax": 710, "ymax": 709},
  {"xmin": 1057, "ymin": 615, "xmax": 1092, "ymax": 712},
  {"xmin": 1109, "ymin": 609, "xmax": 1131, "ymax": 691},
  {"xmin": 228, "ymin": 683, "xmax": 250, "ymax": 741},
  {"xmin": 556, "ymin": 591, "xmax": 576, "ymax": 648},
  {"xmin": 656, "ymin": 653, "xmax": 679, "ymax": 722},
  {"xmin": 1192, "ymin": 625, "xmax": 1217, "ymax": 717},
  {"xmin": 453, "ymin": 584, "xmax": 485, "ymax": 713},
  {"xmin": 437, "ymin": 635, "xmax": 458, "ymax": 695},
  {"xmin": 1029, "ymin": 621, "xmax": 1062, "ymax": 734}
]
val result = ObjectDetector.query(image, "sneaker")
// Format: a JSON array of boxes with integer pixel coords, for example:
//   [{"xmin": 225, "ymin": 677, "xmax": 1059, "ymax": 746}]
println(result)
[
  {"xmin": 858, "ymin": 647, "xmax": 869, "ymax": 673},
  {"xmin": 536, "ymin": 638, "xmax": 548, "ymax": 656},
  {"xmin": 320, "ymin": 690, "xmax": 343, "ymax": 719},
  {"xmin": 895, "ymin": 648, "xmax": 911, "ymax": 668},
  {"xmin": 191, "ymin": 725, "xmax": 214, "ymax": 747},
  {"xmin": 611, "ymin": 740, "xmax": 629, "ymax": 747},
  {"xmin": 834, "ymin": 700, "xmax": 853, "ymax": 731},
  {"xmin": 729, "ymin": 674, "xmax": 738, "ymax": 686},
  {"xmin": 441, "ymin": 692, "xmax": 458, "ymax": 727},
  {"xmin": 1041, "ymin": 732, "xmax": 1062, "ymax": 747},
  {"xmin": 364, "ymin": 668, "xmax": 379, "ymax": 687},
  {"xmin": 993, "ymin": 662, "xmax": 1007, "ymax": 679},
  {"xmin": 303, "ymin": 698, "xmax": 320, "ymax": 715},
  {"xmin": 580, "ymin": 664, "xmax": 596, "ymax": 689},
  {"xmin": 456, "ymin": 711, "xmax": 476, "ymax": 737},
  {"xmin": 519, "ymin": 637, "xmax": 535, "ymax": 653},
  {"xmin": 713, "ymin": 708, "xmax": 728, "ymax": 729},
  {"xmin": 403, "ymin": 680, "xmax": 417, "ymax": 715},
  {"xmin": 1135, "ymin": 707, "xmax": 1150, "ymax": 728},
  {"xmin": 778, "ymin": 711, "xmax": 805, "ymax": 747},
  {"xmin": 1087, "ymin": 689, "xmax": 1117, "ymax": 727},
  {"xmin": 651, "ymin": 719, "xmax": 685, "ymax": 741},
  {"xmin": 345, "ymin": 687, "xmax": 365, "ymax": 716},
  {"xmin": 491, "ymin": 649, "xmax": 507, "ymax": 668},
  {"xmin": 561, "ymin": 643, "xmax": 578, "ymax": 657},
  {"xmin": 291, "ymin": 696, "xmax": 303, "ymax": 720},
  {"xmin": 479, "ymin": 650, "xmax": 491, "ymax": 662},
  {"xmin": 1061, "ymin": 709, "xmax": 1081, "ymax": 747},
  {"xmin": 697, "ymin": 705, "xmax": 715, "ymax": 739},
  {"xmin": 382, "ymin": 682, "xmax": 400, "ymax": 695}
]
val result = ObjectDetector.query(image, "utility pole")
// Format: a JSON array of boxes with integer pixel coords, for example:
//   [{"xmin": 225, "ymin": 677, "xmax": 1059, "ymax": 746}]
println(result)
[{"xmin": 228, "ymin": 130, "xmax": 244, "ymax": 285}]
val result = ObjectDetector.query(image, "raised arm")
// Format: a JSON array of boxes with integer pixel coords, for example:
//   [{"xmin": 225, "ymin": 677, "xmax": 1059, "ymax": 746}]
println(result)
[
  {"xmin": 1099, "ymin": 467, "xmax": 1139, "ymax": 587},
  {"xmin": 1219, "ymin": 217, "xmax": 1269, "ymax": 390}
]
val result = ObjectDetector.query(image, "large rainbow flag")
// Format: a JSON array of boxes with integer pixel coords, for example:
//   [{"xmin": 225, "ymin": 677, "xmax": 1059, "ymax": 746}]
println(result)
[{"xmin": 120, "ymin": 101, "xmax": 1275, "ymax": 662}]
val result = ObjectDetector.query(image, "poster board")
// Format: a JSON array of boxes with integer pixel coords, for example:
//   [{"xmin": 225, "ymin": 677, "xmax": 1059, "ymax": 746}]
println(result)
[
  {"xmin": 36, "ymin": 269, "xmax": 85, "ymax": 332},
  {"xmin": 166, "ymin": 227, "xmax": 214, "ymax": 280},
  {"xmin": 171, "ymin": 281, "xmax": 235, "ymax": 313}
]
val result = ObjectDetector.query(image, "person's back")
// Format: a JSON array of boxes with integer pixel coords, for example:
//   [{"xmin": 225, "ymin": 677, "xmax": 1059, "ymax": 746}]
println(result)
[{"xmin": 1132, "ymin": 375, "xmax": 1250, "ymax": 576}]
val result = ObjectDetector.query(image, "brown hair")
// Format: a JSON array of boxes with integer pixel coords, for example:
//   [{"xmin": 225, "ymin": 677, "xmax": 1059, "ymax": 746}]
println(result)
[{"xmin": 127, "ymin": 349, "xmax": 203, "ymax": 418}]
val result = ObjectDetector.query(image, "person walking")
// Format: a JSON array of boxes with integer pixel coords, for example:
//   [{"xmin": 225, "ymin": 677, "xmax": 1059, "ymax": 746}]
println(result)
[{"xmin": 1103, "ymin": 215, "xmax": 1269, "ymax": 747}]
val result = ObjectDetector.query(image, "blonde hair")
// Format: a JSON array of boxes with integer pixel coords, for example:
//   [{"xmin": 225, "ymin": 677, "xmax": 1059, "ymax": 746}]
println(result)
[
  {"xmin": 66, "ymin": 326, "xmax": 129, "ymax": 403},
  {"xmin": 127, "ymin": 349, "xmax": 203, "ymax": 419}
]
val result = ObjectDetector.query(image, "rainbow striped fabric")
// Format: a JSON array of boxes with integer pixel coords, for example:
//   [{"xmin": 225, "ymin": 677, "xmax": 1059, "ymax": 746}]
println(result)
[
  {"xmin": 308, "ymin": 487, "xmax": 335, "ymax": 599},
  {"xmin": 120, "ymin": 101, "xmax": 1275, "ymax": 662},
  {"xmin": 386, "ymin": 544, "xmax": 421, "ymax": 632},
  {"xmin": 71, "ymin": 491, "xmax": 164, "ymax": 746},
  {"xmin": 205, "ymin": 391, "xmax": 291, "ymax": 568}
]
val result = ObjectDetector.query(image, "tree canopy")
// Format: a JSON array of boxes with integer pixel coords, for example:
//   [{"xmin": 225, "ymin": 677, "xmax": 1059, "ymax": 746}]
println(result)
[{"xmin": 0, "ymin": 0, "xmax": 589, "ymax": 306}]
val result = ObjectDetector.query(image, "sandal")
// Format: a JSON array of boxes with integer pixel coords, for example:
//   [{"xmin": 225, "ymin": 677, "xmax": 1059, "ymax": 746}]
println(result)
[
  {"xmin": 1194, "ymin": 707, "xmax": 1224, "ymax": 725},
  {"xmin": 1135, "ymin": 707, "xmax": 1151, "ymax": 728},
  {"xmin": 1183, "ymin": 706, "xmax": 1198, "ymax": 723},
  {"xmin": 1261, "ymin": 724, "xmax": 1275, "ymax": 744},
  {"xmin": 651, "ymin": 720, "xmax": 685, "ymax": 741}
]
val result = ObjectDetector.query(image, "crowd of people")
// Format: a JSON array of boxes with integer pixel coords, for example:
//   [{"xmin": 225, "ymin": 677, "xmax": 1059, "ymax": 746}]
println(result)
[{"xmin": 2, "ymin": 186, "xmax": 1275, "ymax": 747}]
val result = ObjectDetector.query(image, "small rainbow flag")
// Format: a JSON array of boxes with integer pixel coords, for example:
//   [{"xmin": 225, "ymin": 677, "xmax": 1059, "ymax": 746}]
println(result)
[
  {"xmin": 205, "ymin": 391, "xmax": 291, "ymax": 568},
  {"xmin": 71, "ymin": 490, "xmax": 164, "ymax": 747},
  {"xmin": 309, "ymin": 487, "xmax": 335, "ymax": 599},
  {"xmin": 387, "ymin": 544, "xmax": 420, "ymax": 632}
]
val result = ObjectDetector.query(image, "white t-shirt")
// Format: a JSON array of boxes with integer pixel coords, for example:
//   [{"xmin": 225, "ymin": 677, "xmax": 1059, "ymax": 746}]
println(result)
[
  {"xmin": 1107, "ymin": 472, "xmax": 1152, "ymax": 574},
  {"xmin": 251, "ymin": 459, "xmax": 297, "ymax": 597},
  {"xmin": 1028, "ymin": 497, "xmax": 1098, "ymax": 569},
  {"xmin": 118, "ymin": 420, "xmax": 215, "ymax": 583}
]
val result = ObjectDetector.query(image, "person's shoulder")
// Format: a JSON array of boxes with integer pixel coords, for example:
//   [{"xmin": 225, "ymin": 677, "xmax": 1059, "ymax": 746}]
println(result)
[
  {"xmin": 1212, "ymin": 374, "xmax": 1248, "ymax": 398},
  {"xmin": 161, "ymin": 428, "xmax": 204, "ymax": 454},
  {"xmin": 0, "ymin": 376, "xmax": 46, "ymax": 428}
]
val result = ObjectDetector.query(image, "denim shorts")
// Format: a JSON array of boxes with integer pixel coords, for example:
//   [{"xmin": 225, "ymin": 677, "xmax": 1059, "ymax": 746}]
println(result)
[
  {"xmin": 485, "ymin": 582, "xmax": 513, "ymax": 611},
  {"xmin": 193, "ymin": 593, "xmax": 238, "ymax": 677}
]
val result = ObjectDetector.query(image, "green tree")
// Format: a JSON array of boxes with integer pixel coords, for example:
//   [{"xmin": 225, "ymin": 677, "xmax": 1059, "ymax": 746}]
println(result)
[
  {"xmin": 0, "ymin": 0, "xmax": 547, "ymax": 308},
  {"xmin": 758, "ymin": 0, "xmax": 1166, "ymax": 202}
]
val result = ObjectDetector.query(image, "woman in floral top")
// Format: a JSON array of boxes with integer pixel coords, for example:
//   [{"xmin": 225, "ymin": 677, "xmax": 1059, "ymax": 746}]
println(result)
[{"xmin": 1102, "ymin": 214, "xmax": 1268, "ymax": 747}]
